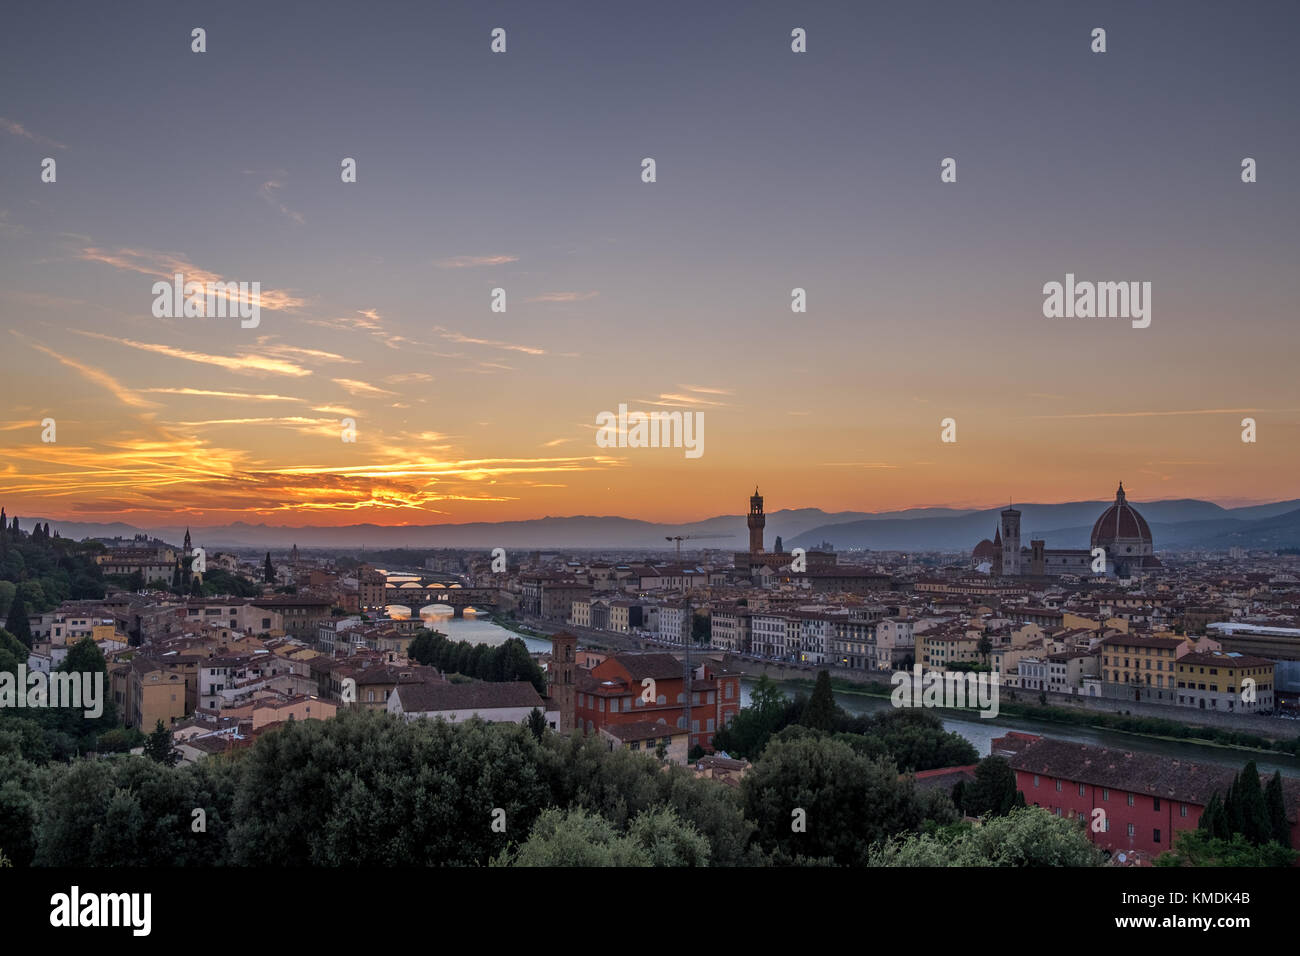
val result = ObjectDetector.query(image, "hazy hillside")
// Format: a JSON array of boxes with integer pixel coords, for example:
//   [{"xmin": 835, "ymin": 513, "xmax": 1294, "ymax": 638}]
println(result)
[{"xmin": 24, "ymin": 498, "xmax": 1299, "ymax": 551}]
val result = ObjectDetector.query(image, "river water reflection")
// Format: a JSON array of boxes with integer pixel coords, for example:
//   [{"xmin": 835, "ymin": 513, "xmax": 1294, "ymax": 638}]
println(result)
[{"xmin": 741, "ymin": 679, "xmax": 1300, "ymax": 779}]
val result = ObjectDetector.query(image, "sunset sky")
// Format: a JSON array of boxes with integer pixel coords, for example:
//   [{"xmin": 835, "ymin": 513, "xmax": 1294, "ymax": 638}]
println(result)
[{"xmin": 2, "ymin": 1, "xmax": 1297, "ymax": 528}]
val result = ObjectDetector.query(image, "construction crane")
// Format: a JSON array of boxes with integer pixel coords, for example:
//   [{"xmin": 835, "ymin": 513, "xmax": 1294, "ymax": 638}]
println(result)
[{"xmin": 664, "ymin": 533, "xmax": 734, "ymax": 559}]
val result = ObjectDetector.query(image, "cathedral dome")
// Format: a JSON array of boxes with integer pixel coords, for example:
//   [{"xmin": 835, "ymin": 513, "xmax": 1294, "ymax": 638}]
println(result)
[
  {"xmin": 972, "ymin": 538, "xmax": 997, "ymax": 560},
  {"xmin": 1090, "ymin": 482, "xmax": 1153, "ymax": 556}
]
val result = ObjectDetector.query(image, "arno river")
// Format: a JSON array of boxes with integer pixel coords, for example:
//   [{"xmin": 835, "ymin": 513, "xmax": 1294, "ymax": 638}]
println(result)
[
  {"xmin": 402, "ymin": 608, "xmax": 1300, "ymax": 780},
  {"xmin": 740, "ymin": 679, "xmax": 1300, "ymax": 780}
]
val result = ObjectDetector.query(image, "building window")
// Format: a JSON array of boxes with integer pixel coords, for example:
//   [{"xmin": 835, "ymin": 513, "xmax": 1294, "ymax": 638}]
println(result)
[
  {"xmin": 1055, "ymin": 780, "xmax": 1062, "ymax": 792},
  {"xmin": 1078, "ymin": 783, "xmax": 1085, "ymax": 796},
  {"xmin": 1127, "ymin": 793, "xmax": 1134, "ymax": 807},
  {"xmin": 1154, "ymin": 828, "xmax": 1161, "ymax": 843},
  {"xmin": 1180, "ymin": 804, "xmax": 1188, "ymax": 818},
  {"xmin": 1153, "ymin": 797, "xmax": 1160, "ymax": 811},
  {"xmin": 1127, "ymin": 823, "xmax": 1135, "ymax": 837}
]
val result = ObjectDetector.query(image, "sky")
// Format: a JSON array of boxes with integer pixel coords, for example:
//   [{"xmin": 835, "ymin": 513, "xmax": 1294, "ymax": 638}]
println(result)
[{"xmin": 1, "ymin": 0, "xmax": 1297, "ymax": 528}]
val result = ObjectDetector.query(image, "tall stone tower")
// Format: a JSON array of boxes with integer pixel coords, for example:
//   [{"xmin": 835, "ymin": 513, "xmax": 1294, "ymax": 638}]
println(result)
[
  {"xmin": 548, "ymin": 632, "xmax": 577, "ymax": 734},
  {"xmin": 1030, "ymin": 539, "xmax": 1046, "ymax": 576},
  {"xmin": 181, "ymin": 527, "xmax": 193, "ymax": 588},
  {"xmin": 1000, "ymin": 506, "xmax": 1021, "ymax": 576},
  {"xmin": 748, "ymin": 487, "xmax": 765, "ymax": 554}
]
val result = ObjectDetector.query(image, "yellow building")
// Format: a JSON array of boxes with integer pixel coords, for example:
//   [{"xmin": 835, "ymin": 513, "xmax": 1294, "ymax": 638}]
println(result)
[
  {"xmin": 1099, "ymin": 634, "xmax": 1186, "ymax": 701},
  {"xmin": 918, "ymin": 630, "xmax": 980, "ymax": 668},
  {"xmin": 1174, "ymin": 652, "xmax": 1275, "ymax": 713},
  {"xmin": 126, "ymin": 656, "xmax": 187, "ymax": 731},
  {"xmin": 1061, "ymin": 613, "xmax": 1103, "ymax": 633}
]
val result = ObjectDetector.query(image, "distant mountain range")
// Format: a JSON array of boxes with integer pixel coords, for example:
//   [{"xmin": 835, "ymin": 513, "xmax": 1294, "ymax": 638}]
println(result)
[{"xmin": 20, "ymin": 497, "xmax": 1300, "ymax": 552}]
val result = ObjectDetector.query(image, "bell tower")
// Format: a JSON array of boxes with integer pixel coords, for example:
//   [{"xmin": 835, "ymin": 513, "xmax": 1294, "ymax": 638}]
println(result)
[
  {"xmin": 548, "ymin": 632, "xmax": 577, "ymax": 734},
  {"xmin": 1000, "ymin": 505, "xmax": 1021, "ymax": 576},
  {"xmin": 748, "ymin": 487, "xmax": 765, "ymax": 554}
]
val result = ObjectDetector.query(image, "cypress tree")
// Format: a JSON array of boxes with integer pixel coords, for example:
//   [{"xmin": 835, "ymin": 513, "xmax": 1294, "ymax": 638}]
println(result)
[
  {"xmin": 6, "ymin": 589, "xmax": 31, "ymax": 647},
  {"xmin": 1201, "ymin": 792, "xmax": 1229, "ymax": 840},
  {"xmin": 144, "ymin": 719, "xmax": 181, "ymax": 766},
  {"xmin": 1265, "ymin": 770, "xmax": 1290, "ymax": 848},
  {"xmin": 263, "ymin": 552, "xmax": 275, "ymax": 584},
  {"xmin": 1237, "ymin": 761, "xmax": 1272, "ymax": 846},
  {"xmin": 1224, "ymin": 775, "xmax": 1245, "ymax": 836},
  {"xmin": 801, "ymin": 670, "xmax": 839, "ymax": 731},
  {"xmin": 964, "ymin": 755, "xmax": 1019, "ymax": 816}
]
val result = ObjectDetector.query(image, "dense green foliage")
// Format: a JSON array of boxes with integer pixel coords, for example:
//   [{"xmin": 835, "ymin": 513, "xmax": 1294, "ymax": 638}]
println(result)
[
  {"xmin": 0, "ymin": 634, "xmax": 129, "ymax": 761},
  {"xmin": 1153, "ymin": 761, "xmax": 1297, "ymax": 866},
  {"xmin": 952, "ymin": 755, "xmax": 1025, "ymax": 817},
  {"xmin": 195, "ymin": 568, "xmax": 260, "ymax": 598},
  {"xmin": 494, "ymin": 806, "xmax": 711, "ymax": 866},
  {"xmin": 407, "ymin": 628, "xmax": 545, "ymax": 693},
  {"xmin": 0, "ymin": 707, "xmax": 965, "ymax": 867},
  {"xmin": 0, "ymin": 518, "xmax": 107, "ymax": 642},
  {"xmin": 868, "ymin": 807, "xmax": 1107, "ymax": 866},
  {"xmin": 1197, "ymin": 761, "xmax": 1290, "ymax": 847},
  {"xmin": 1155, "ymin": 830, "xmax": 1297, "ymax": 867},
  {"xmin": 741, "ymin": 726, "xmax": 958, "ymax": 866},
  {"xmin": 144, "ymin": 720, "xmax": 181, "ymax": 766},
  {"xmin": 712, "ymin": 672, "xmax": 978, "ymax": 772}
]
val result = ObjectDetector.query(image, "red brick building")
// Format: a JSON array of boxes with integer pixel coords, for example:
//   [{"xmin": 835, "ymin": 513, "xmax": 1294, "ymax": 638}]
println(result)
[
  {"xmin": 574, "ymin": 652, "xmax": 741, "ymax": 751},
  {"xmin": 1000, "ymin": 735, "xmax": 1300, "ymax": 861}
]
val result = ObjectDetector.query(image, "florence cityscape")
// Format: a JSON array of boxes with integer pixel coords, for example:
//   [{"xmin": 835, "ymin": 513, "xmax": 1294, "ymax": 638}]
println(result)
[{"xmin": 1, "ymin": 0, "xmax": 1297, "ymax": 937}]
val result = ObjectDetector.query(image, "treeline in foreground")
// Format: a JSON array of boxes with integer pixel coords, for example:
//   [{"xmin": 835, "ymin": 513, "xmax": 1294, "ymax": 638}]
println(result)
[{"xmin": 0, "ymin": 707, "xmax": 1111, "ymax": 868}]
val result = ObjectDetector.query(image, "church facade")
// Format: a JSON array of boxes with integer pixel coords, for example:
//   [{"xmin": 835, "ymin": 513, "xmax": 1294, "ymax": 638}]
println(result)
[{"xmin": 973, "ymin": 483, "xmax": 1161, "ymax": 579}]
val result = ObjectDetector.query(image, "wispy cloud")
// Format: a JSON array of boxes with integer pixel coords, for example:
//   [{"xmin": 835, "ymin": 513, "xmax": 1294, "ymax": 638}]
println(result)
[
  {"xmin": 72, "ymin": 330, "xmax": 312, "ymax": 376},
  {"xmin": 333, "ymin": 378, "xmax": 398, "ymax": 398},
  {"xmin": 13, "ymin": 333, "xmax": 155, "ymax": 408},
  {"xmin": 0, "ymin": 117, "xmax": 66, "ymax": 149},
  {"xmin": 525, "ymin": 291, "xmax": 599, "ymax": 303},
  {"xmin": 433, "ymin": 255, "xmax": 519, "ymax": 269},
  {"xmin": 637, "ymin": 391, "xmax": 731, "ymax": 408},
  {"xmin": 76, "ymin": 246, "xmax": 306, "ymax": 312},
  {"xmin": 257, "ymin": 342, "xmax": 358, "ymax": 364},
  {"xmin": 433, "ymin": 327, "xmax": 546, "ymax": 356},
  {"xmin": 142, "ymin": 387, "xmax": 303, "ymax": 402},
  {"xmin": 257, "ymin": 179, "xmax": 304, "ymax": 223},
  {"xmin": 679, "ymin": 385, "xmax": 733, "ymax": 396}
]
